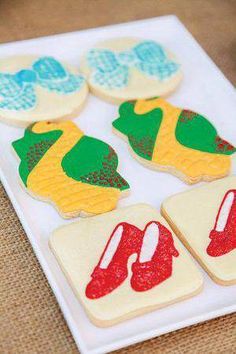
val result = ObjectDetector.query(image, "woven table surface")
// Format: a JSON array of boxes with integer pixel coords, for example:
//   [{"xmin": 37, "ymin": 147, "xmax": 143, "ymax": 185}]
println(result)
[{"xmin": 0, "ymin": 1, "xmax": 235, "ymax": 353}]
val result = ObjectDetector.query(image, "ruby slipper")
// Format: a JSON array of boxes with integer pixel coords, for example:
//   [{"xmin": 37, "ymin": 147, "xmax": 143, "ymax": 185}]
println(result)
[
  {"xmin": 207, "ymin": 190, "xmax": 236, "ymax": 257},
  {"xmin": 130, "ymin": 221, "xmax": 179, "ymax": 292},
  {"xmin": 85, "ymin": 222, "xmax": 143, "ymax": 299}
]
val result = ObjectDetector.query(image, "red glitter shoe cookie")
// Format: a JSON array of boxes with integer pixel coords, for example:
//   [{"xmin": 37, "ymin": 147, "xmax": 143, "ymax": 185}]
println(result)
[
  {"xmin": 162, "ymin": 176, "xmax": 236, "ymax": 286},
  {"xmin": 50, "ymin": 204, "xmax": 203, "ymax": 326}
]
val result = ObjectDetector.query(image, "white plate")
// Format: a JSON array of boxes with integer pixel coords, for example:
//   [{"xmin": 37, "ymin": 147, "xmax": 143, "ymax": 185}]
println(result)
[{"xmin": 0, "ymin": 15, "xmax": 235, "ymax": 354}]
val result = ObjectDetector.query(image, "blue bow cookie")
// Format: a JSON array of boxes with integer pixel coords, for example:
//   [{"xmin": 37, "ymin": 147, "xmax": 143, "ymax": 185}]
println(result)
[
  {"xmin": 0, "ymin": 57, "xmax": 85, "ymax": 111},
  {"xmin": 87, "ymin": 40, "xmax": 180, "ymax": 89}
]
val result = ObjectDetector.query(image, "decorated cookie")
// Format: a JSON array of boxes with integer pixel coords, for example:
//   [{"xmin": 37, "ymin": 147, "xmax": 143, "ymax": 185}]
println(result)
[
  {"xmin": 12, "ymin": 121, "xmax": 129, "ymax": 217},
  {"xmin": 0, "ymin": 56, "xmax": 88, "ymax": 127},
  {"xmin": 50, "ymin": 204, "xmax": 203, "ymax": 326},
  {"xmin": 161, "ymin": 176, "xmax": 236, "ymax": 285},
  {"xmin": 112, "ymin": 97, "xmax": 236, "ymax": 184},
  {"xmin": 80, "ymin": 38, "xmax": 182, "ymax": 103}
]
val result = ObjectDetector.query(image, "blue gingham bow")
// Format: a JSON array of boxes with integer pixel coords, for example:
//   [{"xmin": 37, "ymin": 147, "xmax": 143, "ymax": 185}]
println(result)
[
  {"xmin": 87, "ymin": 40, "xmax": 180, "ymax": 89},
  {"xmin": 0, "ymin": 57, "xmax": 85, "ymax": 111}
]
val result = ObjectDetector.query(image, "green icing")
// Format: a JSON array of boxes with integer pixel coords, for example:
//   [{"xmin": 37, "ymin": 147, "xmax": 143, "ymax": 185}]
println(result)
[
  {"xmin": 61, "ymin": 135, "xmax": 129, "ymax": 191},
  {"xmin": 176, "ymin": 110, "xmax": 236, "ymax": 155},
  {"xmin": 112, "ymin": 101, "xmax": 163, "ymax": 160},
  {"xmin": 12, "ymin": 125, "xmax": 62, "ymax": 185}
]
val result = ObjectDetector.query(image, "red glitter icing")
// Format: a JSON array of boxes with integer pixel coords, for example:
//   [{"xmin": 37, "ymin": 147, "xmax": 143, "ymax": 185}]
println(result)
[
  {"xmin": 85, "ymin": 221, "xmax": 179, "ymax": 299},
  {"xmin": 207, "ymin": 190, "xmax": 236, "ymax": 257},
  {"xmin": 215, "ymin": 136, "xmax": 235, "ymax": 152}
]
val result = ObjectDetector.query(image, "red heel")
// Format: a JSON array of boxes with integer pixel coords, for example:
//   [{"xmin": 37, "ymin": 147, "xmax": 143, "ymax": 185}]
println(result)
[
  {"xmin": 86, "ymin": 222, "xmax": 143, "ymax": 299},
  {"xmin": 207, "ymin": 190, "xmax": 236, "ymax": 257},
  {"xmin": 131, "ymin": 221, "xmax": 179, "ymax": 292}
]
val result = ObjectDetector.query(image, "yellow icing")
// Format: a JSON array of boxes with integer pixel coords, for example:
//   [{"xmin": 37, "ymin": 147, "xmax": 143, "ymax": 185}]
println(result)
[
  {"xmin": 134, "ymin": 98, "xmax": 230, "ymax": 181},
  {"xmin": 27, "ymin": 121, "xmax": 120, "ymax": 216}
]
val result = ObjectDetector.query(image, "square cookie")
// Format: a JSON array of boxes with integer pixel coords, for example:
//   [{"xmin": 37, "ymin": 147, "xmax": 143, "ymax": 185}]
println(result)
[
  {"xmin": 50, "ymin": 204, "xmax": 203, "ymax": 327},
  {"xmin": 162, "ymin": 176, "xmax": 236, "ymax": 285}
]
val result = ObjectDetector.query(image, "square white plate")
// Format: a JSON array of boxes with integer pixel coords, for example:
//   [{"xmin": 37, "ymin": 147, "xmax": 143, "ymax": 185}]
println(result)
[{"xmin": 0, "ymin": 15, "xmax": 235, "ymax": 354}]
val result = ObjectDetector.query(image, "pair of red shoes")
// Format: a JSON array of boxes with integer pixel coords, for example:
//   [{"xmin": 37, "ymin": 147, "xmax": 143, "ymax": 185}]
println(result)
[
  {"xmin": 86, "ymin": 221, "xmax": 179, "ymax": 299},
  {"xmin": 85, "ymin": 190, "xmax": 236, "ymax": 300},
  {"xmin": 207, "ymin": 189, "xmax": 236, "ymax": 257}
]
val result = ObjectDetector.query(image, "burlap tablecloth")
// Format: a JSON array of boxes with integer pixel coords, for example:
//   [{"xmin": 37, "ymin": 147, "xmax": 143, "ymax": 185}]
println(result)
[{"xmin": 0, "ymin": 1, "xmax": 235, "ymax": 353}]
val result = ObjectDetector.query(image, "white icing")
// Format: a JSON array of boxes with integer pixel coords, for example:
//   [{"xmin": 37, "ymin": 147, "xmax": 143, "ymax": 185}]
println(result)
[
  {"xmin": 139, "ymin": 222, "xmax": 159, "ymax": 263},
  {"xmin": 216, "ymin": 192, "xmax": 234, "ymax": 232},
  {"xmin": 100, "ymin": 225, "xmax": 123, "ymax": 269}
]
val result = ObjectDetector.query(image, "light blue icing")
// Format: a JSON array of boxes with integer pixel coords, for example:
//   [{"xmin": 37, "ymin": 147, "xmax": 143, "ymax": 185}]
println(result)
[
  {"xmin": 0, "ymin": 57, "xmax": 85, "ymax": 111},
  {"xmin": 87, "ymin": 40, "xmax": 180, "ymax": 89}
]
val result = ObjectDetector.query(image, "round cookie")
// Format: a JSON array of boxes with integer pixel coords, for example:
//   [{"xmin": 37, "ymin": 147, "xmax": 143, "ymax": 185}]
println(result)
[
  {"xmin": 80, "ymin": 37, "xmax": 182, "ymax": 104},
  {"xmin": 0, "ymin": 56, "xmax": 88, "ymax": 127}
]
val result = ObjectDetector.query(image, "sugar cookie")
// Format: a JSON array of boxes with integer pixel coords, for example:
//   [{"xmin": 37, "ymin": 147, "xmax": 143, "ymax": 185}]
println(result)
[
  {"xmin": 50, "ymin": 204, "xmax": 203, "ymax": 326},
  {"xmin": 112, "ymin": 97, "xmax": 236, "ymax": 184},
  {"xmin": 12, "ymin": 121, "xmax": 129, "ymax": 217},
  {"xmin": 0, "ymin": 56, "xmax": 88, "ymax": 127},
  {"xmin": 80, "ymin": 38, "xmax": 182, "ymax": 103},
  {"xmin": 161, "ymin": 176, "xmax": 236, "ymax": 285}
]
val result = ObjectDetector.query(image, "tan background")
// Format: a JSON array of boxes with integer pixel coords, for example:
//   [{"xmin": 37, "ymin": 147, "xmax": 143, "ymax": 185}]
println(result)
[{"xmin": 0, "ymin": 1, "xmax": 235, "ymax": 353}]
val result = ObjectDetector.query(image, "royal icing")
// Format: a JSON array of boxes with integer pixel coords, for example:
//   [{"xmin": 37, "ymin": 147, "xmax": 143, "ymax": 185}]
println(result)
[
  {"xmin": 0, "ymin": 57, "xmax": 85, "ymax": 111},
  {"xmin": 216, "ymin": 191, "xmax": 235, "ymax": 231},
  {"xmin": 100, "ymin": 225, "xmax": 124, "ymax": 269},
  {"xmin": 86, "ymin": 220, "xmax": 179, "ymax": 299},
  {"xmin": 12, "ymin": 121, "xmax": 129, "ymax": 217},
  {"xmin": 113, "ymin": 97, "xmax": 236, "ymax": 182},
  {"xmin": 139, "ymin": 222, "xmax": 160, "ymax": 263},
  {"xmin": 87, "ymin": 40, "xmax": 179, "ymax": 89},
  {"xmin": 207, "ymin": 190, "xmax": 236, "ymax": 257}
]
